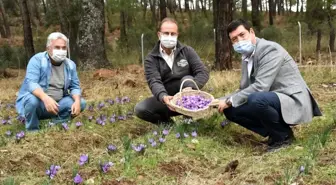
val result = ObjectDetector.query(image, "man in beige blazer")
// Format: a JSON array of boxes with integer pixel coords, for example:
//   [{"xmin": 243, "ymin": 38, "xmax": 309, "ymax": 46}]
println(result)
[{"xmin": 218, "ymin": 19, "xmax": 322, "ymax": 152}]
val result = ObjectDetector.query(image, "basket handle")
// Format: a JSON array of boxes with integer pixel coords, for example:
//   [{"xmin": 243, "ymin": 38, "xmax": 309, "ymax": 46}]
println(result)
[{"xmin": 179, "ymin": 79, "xmax": 200, "ymax": 93}]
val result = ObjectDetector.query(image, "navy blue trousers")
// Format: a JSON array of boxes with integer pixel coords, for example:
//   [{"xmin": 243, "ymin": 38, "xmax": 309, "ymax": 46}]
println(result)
[{"xmin": 224, "ymin": 92, "xmax": 292, "ymax": 142}]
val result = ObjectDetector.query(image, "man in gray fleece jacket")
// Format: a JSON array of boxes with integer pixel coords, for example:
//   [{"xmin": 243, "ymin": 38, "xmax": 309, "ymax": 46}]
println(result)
[{"xmin": 134, "ymin": 18, "xmax": 209, "ymax": 124}]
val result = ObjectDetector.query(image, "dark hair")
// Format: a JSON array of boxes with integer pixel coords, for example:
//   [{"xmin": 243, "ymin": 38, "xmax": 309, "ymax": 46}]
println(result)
[
  {"xmin": 158, "ymin": 17, "xmax": 178, "ymax": 31},
  {"xmin": 227, "ymin": 19, "xmax": 252, "ymax": 37}
]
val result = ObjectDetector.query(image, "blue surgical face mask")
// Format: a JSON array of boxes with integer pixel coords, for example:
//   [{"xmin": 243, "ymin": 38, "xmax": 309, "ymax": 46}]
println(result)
[{"xmin": 233, "ymin": 40, "xmax": 255, "ymax": 55}]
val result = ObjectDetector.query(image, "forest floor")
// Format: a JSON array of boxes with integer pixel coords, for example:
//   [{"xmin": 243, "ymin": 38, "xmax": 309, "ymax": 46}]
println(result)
[{"xmin": 0, "ymin": 65, "xmax": 335, "ymax": 185}]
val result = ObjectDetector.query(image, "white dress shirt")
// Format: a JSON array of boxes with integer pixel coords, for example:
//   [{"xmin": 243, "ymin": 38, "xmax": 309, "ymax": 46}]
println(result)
[
  {"xmin": 160, "ymin": 45, "xmax": 176, "ymax": 70},
  {"xmin": 229, "ymin": 50, "xmax": 255, "ymax": 107},
  {"xmin": 243, "ymin": 50, "xmax": 255, "ymax": 79}
]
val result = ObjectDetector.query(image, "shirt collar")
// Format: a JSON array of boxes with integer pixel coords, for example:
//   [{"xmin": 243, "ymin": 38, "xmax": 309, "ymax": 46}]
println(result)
[
  {"xmin": 242, "ymin": 49, "xmax": 255, "ymax": 62},
  {"xmin": 160, "ymin": 44, "xmax": 176, "ymax": 56}
]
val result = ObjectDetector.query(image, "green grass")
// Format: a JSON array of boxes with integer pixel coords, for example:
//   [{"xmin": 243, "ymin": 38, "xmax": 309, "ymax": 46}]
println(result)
[{"xmin": 0, "ymin": 66, "xmax": 335, "ymax": 185}]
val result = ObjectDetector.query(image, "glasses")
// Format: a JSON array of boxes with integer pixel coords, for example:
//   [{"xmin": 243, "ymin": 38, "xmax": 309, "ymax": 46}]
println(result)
[{"xmin": 160, "ymin": 32, "xmax": 178, "ymax": 37}]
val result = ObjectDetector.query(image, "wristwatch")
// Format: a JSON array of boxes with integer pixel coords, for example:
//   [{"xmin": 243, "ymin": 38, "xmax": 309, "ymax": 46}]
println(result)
[{"xmin": 225, "ymin": 98, "xmax": 232, "ymax": 106}]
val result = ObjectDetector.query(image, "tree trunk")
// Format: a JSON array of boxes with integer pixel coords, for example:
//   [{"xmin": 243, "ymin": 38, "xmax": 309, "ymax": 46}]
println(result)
[
  {"xmin": 269, "ymin": 0, "xmax": 273, "ymax": 25},
  {"xmin": 159, "ymin": 0, "xmax": 167, "ymax": 21},
  {"xmin": 41, "ymin": 0, "xmax": 47, "ymax": 15},
  {"xmin": 0, "ymin": 0, "xmax": 11, "ymax": 38},
  {"xmin": 185, "ymin": 0, "xmax": 189, "ymax": 12},
  {"xmin": 19, "ymin": 0, "xmax": 35, "ymax": 60},
  {"xmin": 259, "ymin": 0, "xmax": 262, "ymax": 12},
  {"xmin": 167, "ymin": 0, "xmax": 177, "ymax": 18},
  {"xmin": 214, "ymin": 0, "xmax": 233, "ymax": 70},
  {"xmin": 296, "ymin": 0, "xmax": 299, "ymax": 15},
  {"xmin": 327, "ymin": 1, "xmax": 335, "ymax": 52},
  {"xmin": 185, "ymin": 0, "xmax": 192, "ymax": 20},
  {"xmin": 77, "ymin": 0, "xmax": 109, "ymax": 69},
  {"xmin": 54, "ymin": 0, "xmax": 69, "ymax": 36},
  {"xmin": 316, "ymin": 28, "xmax": 322, "ymax": 61},
  {"xmin": 200, "ymin": 0, "xmax": 207, "ymax": 17},
  {"xmin": 288, "ymin": 0, "xmax": 292, "ymax": 13},
  {"xmin": 32, "ymin": 0, "xmax": 42, "ymax": 25},
  {"xmin": 142, "ymin": 0, "xmax": 147, "ymax": 19},
  {"xmin": 251, "ymin": 0, "xmax": 261, "ymax": 32},
  {"xmin": 242, "ymin": 0, "xmax": 247, "ymax": 20},
  {"xmin": 0, "ymin": 16, "xmax": 6, "ymax": 38},
  {"xmin": 300, "ymin": 0, "xmax": 303, "ymax": 13},
  {"xmin": 149, "ymin": 0, "xmax": 156, "ymax": 25}
]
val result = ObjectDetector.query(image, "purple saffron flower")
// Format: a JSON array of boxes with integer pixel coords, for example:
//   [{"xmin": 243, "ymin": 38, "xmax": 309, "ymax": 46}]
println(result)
[
  {"xmin": 109, "ymin": 116, "xmax": 116, "ymax": 123},
  {"xmin": 115, "ymin": 97, "xmax": 121, "ymax": 104},
  {"xmin": 299, "ymin": 166, "xmax": 305, "ymax": 173},
  {"xmin": 88, "ymin": 115, "xmax": 93, "ymax": 122},
  {"xmin": 75, "ymin": 122, "xmax": 83, "ymax": 128},
  {"xmin": 191, "ymin": 131, "xmax": 197, "ymax": 137},
  {"xmin": 79, "ymin": 154, "xmax": 89, "ymax": 166},
  {"xmin": 132, "ymin": 144, "xmax": 146, "ymax": 152},
  {"xmin": 151, "ymin": 141, "xmax": 157, "ymax": 147},
  {"xmin": 62, "ymin": 123, "xmax": 69, "ymax": 131},
  {"xmin": 162, "ymin": 129, "xmax": 169, "ymax": 136},
  {"xmin": 159, "ymin": 138, "xmax": 166, "ymax": 143},
  {"xmin": 183, "ymin": 133, "xmax": 189, "ymax": 138},
  {"xmin": 97, "ymin": 102, "xmax": 105, "ymax": 110},
  {"xmin": 96, "ymin": 118, "xmax": 105, "ymax": 126},
  {"xmin": 175, "ymin": 133, "xmax": 181, "ymax": 139},
  {"xmin": 1, "ymin": 119, "xmax": 7, "ymax": 125},
  {"xmin": 17, "ymin": 116, "xmax": 26, "ymax": 124},
  {"xmin": 46, "ymin": 165, "xmax": 61, "ymax": 179},
  {"xmin": 148, "ymin": 138, "xmax": 154, "ymax": 144},
  {"xmin": 118, "ymin": 115, "xmax": 127, "ymax": 120},
  {"xmin": 73, "ymin": 173, "xmax": 83, "ymax": 184},
  {"xmin": 88, "ymin": 105, "xmax": 94, "ymax": 112},
  {"xmin": 220, "ymin": 120, "xmax": 230, "ymax": 128},
  {"xmin": 5, "ymin": 130, "xmax": 11, "ymax": 136},
  {"xmin": 100, "ymin": 162, "xmax": 114, "ymax": 173},
  {"xmin": 16, "ymin": 131, "xmax": 25, "ymax": 140},
  {"xmin": 107, "ymin": 99, "xmax": 114, "ymax": 105},
  {"xmin": 153, "ymin": 131, "xmax": 158, "ymax": 136},
  {"xmin": 121, "ymin": 96, "xmax": 130, "ymax": 104},
  {"xmin": 107, "ymin": 144, "xmax": 117, "ymax": 153}
]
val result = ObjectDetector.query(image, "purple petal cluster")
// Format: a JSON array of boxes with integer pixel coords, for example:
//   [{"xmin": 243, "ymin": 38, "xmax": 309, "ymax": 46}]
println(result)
[
  {"xmin": 220, "ymin": 120, "xmax": 230, "ymax": 128},
  {"xmin": 175, "ymin": 133, "xmax": 181, "ymax": 138},
  {"xmin": 118, "ymin": 115, "xmax": 127, "ymax": 121},
  {"xmin": 45, "ymin": 165, "xmax": 61, "ymax": 179},
  {"xmin": 299, "ymin": 165, "xmax": 305, "ymax": 173},
  {"xmin": 88, "ymin": 105, "xmax": 94, "ymax": 112},
  {"xmin": 176, "ymin": 95, "xmax": 211, "ymax": 110},
  {"xmin": 16, "ymin": 131, "xmax": 25, "ymax": 140},
  {"xmin": 106, "ymin": 99, "xmax": 114, "ymax": 105},
  {"xmin": 17, "ymin": 116, "xmax": 26, "ymax": 124},
  {"xmin": 109, "ymin": 114, "xmax": 116, "ymax": 123},
  {"xmin": 100, "ymin": 162, "xmax": 114, "ymax": 173},
  {"xmin": 159, "ymin": 138, "xmax": 166, "ymax": 143},
  {"xmin": 79, "ymin": 154, "xmax": 89, "ymax": 166},
  {"xmin": 162, "ymin": 129, "xmax": 169, "ymax": 136},
  {"xmin": 88, "ymin": 115, "xmax": 94, "ymax": 122},
  {"xmin": 107, "ymin": 144, "xmax": 117, "ymax": 154},
  {"xmin": 73, "ymin": 173, "xmax": 83, "ymax": 184},
  {"xmin": 191, "ymin": 131, "xmax": 197, "ymax": 137},
  {"xmin": 132, "ymin": 144, "xmax": 146, "ymax": 152},
  {"xmin": 97, "ymin": 102, "xmax": 105, "ymax": 110},
  {"xmin": 5, "ymin": 130, "xmax": 11, "ymax": 136},
  {"xmin": 76, "ymin": 122, "xmax": 83, "ymax": 128},
  {"xmin": 62, "ymin": 123, "xmax": 69, "ymax": 130}
]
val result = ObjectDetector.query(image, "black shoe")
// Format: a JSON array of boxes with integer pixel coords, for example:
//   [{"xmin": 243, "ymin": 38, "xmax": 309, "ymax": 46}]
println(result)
[{"xmin": 267, "ymin": 133, "xmax": 295, "ymax": 152}]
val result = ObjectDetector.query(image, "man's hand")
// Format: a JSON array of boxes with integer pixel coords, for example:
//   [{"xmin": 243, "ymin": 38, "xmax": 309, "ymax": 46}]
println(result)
[
  {"xmin": 71, "ymin": 100, "xmax": 81, "ymax": 117},
  {"xmin": 163, "ymin": 95, "xmax": 175, "ymax": 111},
  {"xmin": 218, "ymin": 100, "xmax": 230, "ymax": 113},
  {"xmin": 41, "ymin": 95, "xmax": 59, "ymax": 115}
]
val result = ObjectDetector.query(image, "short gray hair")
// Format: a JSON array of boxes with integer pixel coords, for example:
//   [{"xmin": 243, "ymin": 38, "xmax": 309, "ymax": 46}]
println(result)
[{"xmin": 46, "ymin": 32, "xmax": 68, "ymax": 47}]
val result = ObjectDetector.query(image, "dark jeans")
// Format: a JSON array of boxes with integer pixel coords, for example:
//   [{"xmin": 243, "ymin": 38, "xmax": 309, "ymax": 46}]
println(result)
[
  {"xmin": 134, "ymin": 76, "xmax": 197, "ymax": 124},
  {"xmin": 224, "ymin": 92, "xmax": 292, "ymax": 142}
]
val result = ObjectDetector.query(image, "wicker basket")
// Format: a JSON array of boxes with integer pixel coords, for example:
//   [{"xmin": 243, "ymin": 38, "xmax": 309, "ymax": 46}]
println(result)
[{"xmin": 170, "ymin": 79, "xmax": 219, "ymax": 120}]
